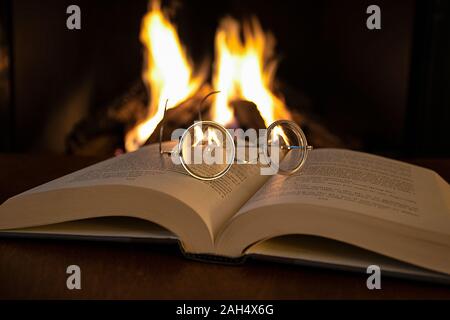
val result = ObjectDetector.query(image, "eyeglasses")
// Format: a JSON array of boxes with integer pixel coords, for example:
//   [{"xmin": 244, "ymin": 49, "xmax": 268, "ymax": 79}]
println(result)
[{"xmin": 159, "ymin": 92, "xmax": 313, "ymax": 181}]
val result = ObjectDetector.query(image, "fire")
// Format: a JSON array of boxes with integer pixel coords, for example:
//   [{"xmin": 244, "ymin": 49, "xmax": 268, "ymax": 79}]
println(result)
[
  {"xmin": 125, "ymin": 0, "xmax": 205, "ymax": 152},
  {"xmin": 211, "ymin": 17, "xmax": 291, "ymax": 127},
  {"xmin": 125, "ymin": 2, "xmax": 292, "ymax": 152}
]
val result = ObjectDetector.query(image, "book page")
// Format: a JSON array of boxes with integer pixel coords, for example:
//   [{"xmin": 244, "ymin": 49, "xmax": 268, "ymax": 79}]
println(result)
[
  {"xmin": 4, "ymin": 217, "xmax": 177, "ymax": 240},
  {"xmin": 248, "ymin": 235, "xmax": 449, "ymax": 282},
  {"xmin": 238, "ymin": 149, "xmax": 450, "ymax": 236},
  {"xmin": 11, "ymin": 143, "xmax": 267, "ymax": 237}
]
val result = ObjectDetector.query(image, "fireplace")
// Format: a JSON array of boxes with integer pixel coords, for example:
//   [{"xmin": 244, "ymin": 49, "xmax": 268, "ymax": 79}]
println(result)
[{"xmin": 1, "ymin": 0, "xmax": 450, "ymax": 157}]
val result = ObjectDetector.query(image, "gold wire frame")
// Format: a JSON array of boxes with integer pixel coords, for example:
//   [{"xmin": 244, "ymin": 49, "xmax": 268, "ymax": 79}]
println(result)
[{"xmin": 158, "ymin": 92, "xmax": 313, "ymax": 180}]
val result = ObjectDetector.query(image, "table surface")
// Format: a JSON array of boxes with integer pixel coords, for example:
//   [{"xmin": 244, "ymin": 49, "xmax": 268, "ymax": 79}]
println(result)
[{"xmin": 1, "ymin": 153, "xmax": 450, "ymax": 299}]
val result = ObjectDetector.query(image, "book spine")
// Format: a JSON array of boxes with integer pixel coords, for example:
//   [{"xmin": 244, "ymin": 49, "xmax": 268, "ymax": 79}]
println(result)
[{"xmin": 178, "ymin": 243, "xmax": 247, "ymax": 265}]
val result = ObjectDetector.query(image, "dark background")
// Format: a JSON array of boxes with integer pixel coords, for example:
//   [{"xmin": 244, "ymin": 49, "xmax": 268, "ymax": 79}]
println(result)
[{"xmin": 0, "ymin": 0, "xmax": 449, "ymax": 156}]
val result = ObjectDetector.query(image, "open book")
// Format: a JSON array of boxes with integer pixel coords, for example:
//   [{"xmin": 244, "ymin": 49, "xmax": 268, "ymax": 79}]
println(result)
[{"xmin": 1, "ymin": 144, "xmax": 450, "ymax": 283}]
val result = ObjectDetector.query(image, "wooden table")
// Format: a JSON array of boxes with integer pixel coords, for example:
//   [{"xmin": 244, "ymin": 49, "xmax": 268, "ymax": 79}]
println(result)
[{"xmin": 1, "ymin": 154, "xmax": 450, "ymax": 299}]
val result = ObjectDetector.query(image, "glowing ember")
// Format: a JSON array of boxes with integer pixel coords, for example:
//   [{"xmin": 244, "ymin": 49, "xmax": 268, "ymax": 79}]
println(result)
[
  {"xmin": 211, "ymin": 17, "xmax": 291, "ymax": 127},
  {"xmin": 125, "ymin": 0, "xmax": 205, "ymax": 152}
]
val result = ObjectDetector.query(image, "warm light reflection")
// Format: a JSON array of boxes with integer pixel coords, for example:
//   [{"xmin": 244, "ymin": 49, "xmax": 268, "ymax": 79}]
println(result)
[{"xmin": 192, "ymin": 126, "xmax": 222, "ymax": 147}]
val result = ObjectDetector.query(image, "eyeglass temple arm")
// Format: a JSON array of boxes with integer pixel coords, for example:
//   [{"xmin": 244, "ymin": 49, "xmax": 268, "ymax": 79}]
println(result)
[
  {"xmin": 159, "ymin": 99, "xmax": 174, "ymax": 155},
  {"xmin": 198, "ymin": 91, "xmax": 220, "ymax": 122},
  {"xmin": 281, "ymin": 145, "xmax": 313, "ymax": 151}
]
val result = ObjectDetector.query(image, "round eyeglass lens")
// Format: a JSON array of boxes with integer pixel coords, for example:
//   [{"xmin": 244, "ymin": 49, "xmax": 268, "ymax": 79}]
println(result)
[
  {"xmin": 179, "ymin": 121, "xmax": 235, "ymax": 181},
  {"xmin": 266, "ymin": 120, "xmax": 309, "ymax": 175}
]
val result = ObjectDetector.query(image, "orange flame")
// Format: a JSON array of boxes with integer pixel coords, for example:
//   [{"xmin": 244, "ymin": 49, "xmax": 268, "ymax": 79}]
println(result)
[
  {"xmin": 211, "ymin": 17, "xmax": 291, "ymax": 127},
  {"xmin": 125, "ymin": 0, "xmax": 205, "ymax": 152}
]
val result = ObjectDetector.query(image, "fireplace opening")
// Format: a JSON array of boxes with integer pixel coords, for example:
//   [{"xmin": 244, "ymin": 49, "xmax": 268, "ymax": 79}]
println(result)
[{"xmin": 2, "ymin": 0, "xmax": 450, "ymax": 157}]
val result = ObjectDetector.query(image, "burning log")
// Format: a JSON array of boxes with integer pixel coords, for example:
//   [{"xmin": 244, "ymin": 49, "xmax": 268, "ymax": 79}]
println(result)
[
  {"xmin": 231, "ymin": 100, "xmax": 266, "ymax": 130},
  {"xmin": 66, "ymin": 81, "xmax": 146, "ymax": 156},
  {"xmin": 66, "ymin": 82, "xmax": 208, "ymax": 156},
  {"xmin": 66, "ymin": 80, "xmax": 348, "ymax": 156}
]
